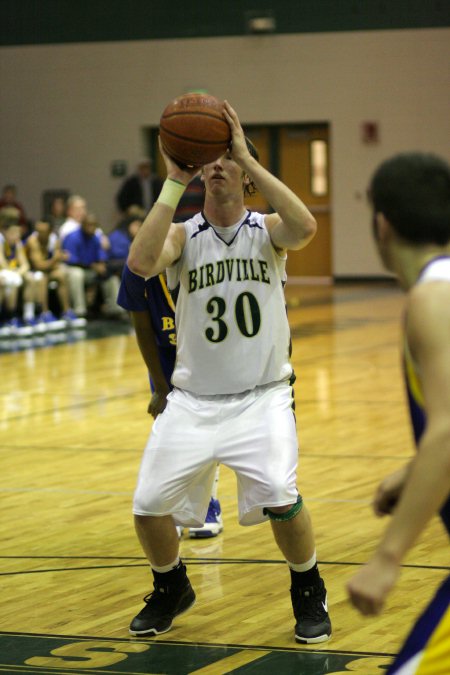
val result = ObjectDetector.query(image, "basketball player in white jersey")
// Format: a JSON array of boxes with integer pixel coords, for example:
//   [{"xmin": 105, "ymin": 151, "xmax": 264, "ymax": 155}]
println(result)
[
  {"xmin": 127, "ymin": 101, "xmax": 331, "ymax": 643},
  {"xmin": 347, "ymin": 153, "xmax": 450, "ymax": 674}
]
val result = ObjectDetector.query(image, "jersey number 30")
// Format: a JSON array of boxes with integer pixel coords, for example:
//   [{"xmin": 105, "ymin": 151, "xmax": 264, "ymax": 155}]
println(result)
[{"xmin": 206, "ymin": 292, "xmax": 261, "ymax": 342}]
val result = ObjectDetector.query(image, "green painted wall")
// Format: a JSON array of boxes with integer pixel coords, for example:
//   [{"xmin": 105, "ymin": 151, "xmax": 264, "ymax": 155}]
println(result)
[{"xmin": 1, "ymin": 0, "xmax": 449, "ymax": 46}]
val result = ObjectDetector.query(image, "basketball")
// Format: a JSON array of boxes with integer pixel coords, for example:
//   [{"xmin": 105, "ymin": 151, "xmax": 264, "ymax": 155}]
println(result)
[{"xmin": 159, "ymin": 93, "xmax": 231, "ymax": 168}]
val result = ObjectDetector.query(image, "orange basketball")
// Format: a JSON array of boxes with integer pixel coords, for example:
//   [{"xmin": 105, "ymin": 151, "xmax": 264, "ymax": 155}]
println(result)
[{"xmin": 159, "ymin": 93, "xmax": 231, "ymax": 168}]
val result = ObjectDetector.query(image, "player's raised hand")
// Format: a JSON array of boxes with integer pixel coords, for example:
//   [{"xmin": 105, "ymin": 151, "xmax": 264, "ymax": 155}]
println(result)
[{"xmin": 223, "ymin": 101, "xmax": 253, "ymax": 166}]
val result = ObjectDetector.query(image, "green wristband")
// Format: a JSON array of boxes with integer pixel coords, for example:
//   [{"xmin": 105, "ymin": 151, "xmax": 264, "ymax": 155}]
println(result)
[{"xmin": 157, "ymin": 178, "xmax": 186, "ymax": 209}]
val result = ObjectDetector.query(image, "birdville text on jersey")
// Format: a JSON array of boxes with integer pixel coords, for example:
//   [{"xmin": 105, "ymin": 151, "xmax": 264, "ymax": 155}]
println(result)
[{"xmin": 188, "ymin": 258, "xmax": 271, "ymax": 293}]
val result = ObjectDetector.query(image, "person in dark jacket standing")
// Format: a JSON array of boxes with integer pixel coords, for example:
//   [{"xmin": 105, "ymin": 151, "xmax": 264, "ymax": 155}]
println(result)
[{"xmin": 116, "ymin": 158, "xmax": 164, "ymax": 214}]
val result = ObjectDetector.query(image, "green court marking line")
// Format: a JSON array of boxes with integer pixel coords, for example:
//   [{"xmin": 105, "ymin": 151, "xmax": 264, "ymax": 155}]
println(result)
[{"xmin": 0, "ymin": 630, "xmax": 396, "ymax": 656}]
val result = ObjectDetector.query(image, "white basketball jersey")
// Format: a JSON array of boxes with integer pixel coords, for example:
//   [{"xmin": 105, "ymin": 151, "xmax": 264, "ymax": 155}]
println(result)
[
  {"xmin": 166, "ymin": 211, "xmax": 293, "ymax": 395},
  {"xmin": 417, "ymin": 256, "xmax": 450, "ymax": 285}
]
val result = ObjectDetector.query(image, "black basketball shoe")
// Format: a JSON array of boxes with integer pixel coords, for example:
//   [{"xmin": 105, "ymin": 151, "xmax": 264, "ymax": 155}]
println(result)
[
  {"xmin": 129, "ymin": 566, "xmax": 196, "ymax": 636},
  {"xmin": 291, "ymin": 577, "xmax": 331, "ymax": 643}
]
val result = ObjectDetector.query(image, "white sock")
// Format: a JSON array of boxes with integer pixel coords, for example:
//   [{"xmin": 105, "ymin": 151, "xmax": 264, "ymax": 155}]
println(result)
[
  {"xmin": 287, "ymin": 551, "xmax": 317, "ymax": 573},
  {"xmin": 151, "ymin": 556, "xmax": 180, "ymax": 574}
]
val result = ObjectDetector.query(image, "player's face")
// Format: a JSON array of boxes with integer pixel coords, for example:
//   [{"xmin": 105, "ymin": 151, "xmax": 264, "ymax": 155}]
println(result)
[
  {"xmin": 5, "ymin": 225, "xmax": 21, "ymax": 244},
  {"xmin": 70, "ymin": 199, "xmax": 87, "ymax": 223},
  {"xmin": 36, "ymin": 221, "xmax": 50, "ymax": 242},
  {"xmin": 202, "ymin": 151, "xmax": 245, "ymax": 196},
  {"xmin": 82, "ymin": 215, "xmax": 98, "ymax": 236}
]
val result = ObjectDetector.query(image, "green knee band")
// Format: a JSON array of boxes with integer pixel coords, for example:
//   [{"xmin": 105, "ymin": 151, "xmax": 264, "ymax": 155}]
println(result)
[{"xmin": 263, "ymin": 495, "xmax": 303, "ymax": 522}]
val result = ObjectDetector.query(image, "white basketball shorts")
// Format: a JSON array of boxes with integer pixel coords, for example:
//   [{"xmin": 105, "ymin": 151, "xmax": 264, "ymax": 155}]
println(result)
[
  {"xmin": 133, "ymin": 381, "xmax": 299, "ymax": 526},
  {"xmin": 0, "ymin": 269, "xmax": 23, "ymax": 288}
]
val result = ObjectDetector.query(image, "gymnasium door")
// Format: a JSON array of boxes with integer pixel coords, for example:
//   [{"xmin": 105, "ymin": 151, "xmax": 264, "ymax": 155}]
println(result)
[{"xmin": 280, "ymin": 125, "xmax": 331, "ymax": 278}]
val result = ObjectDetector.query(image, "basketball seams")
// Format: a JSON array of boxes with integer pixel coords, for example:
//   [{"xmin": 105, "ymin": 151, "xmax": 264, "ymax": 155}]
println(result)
[
  {"xmin": 162, "ymin": 110, "xmax": 227, "ymax": 123},
  {"xmin": 159, "ymin": 124, "xmax": 230, "ymax": 147}
]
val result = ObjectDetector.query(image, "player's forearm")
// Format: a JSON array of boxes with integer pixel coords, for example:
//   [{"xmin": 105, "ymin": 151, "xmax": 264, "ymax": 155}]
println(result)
[
  {"xmin": 30, "ymin": 256, "xmax": 53, "ymax": 272},
  {"xmin": 127, "ymin": 204, "xmax": 171, "ymax": 277},
  {"xmin": 375, "ymin": 425, "xmax": 450, "ymax": 564},
  {"xmin": 244, "ymin": 156, "xmax": 316, "ymax": 248},
  {"xmin": 131, "ymin": 313, "xmax": 169, "ymax": 391},
  {"xmin": 128, "ymin": 178, "xmax": 187, "ymax": 278},
  {"xmin": 137, "ymin": 334, "xmax": 168, "ymax": 391},
  {"xmin": 17, "ymin": 251, "xmax": 30, "ymax": 274}
]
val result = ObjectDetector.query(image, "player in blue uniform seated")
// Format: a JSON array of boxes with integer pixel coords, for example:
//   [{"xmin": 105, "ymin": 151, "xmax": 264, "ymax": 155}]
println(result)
[
  {"xmin": 107, "ymin": 215, "xmax": 143, "ymax": 279},
  {"xmin": 117, "ymin": 265, "xmax": 223, "ymax": 538},
  {"xmin": 347, "ymin": 152, "xmax": 450, "ymax": 674}
]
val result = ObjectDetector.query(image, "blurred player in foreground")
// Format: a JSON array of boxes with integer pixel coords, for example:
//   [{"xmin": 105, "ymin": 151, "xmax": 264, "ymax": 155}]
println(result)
[{"xmin": 347, "ymin": 152, "xmax": 450, "ymax": 674}]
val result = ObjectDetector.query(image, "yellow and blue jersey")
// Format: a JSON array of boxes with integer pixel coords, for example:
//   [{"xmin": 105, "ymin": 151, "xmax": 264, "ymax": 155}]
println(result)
[
  {"xmin": 117, "ymin": 265, "xmax": 177, "ymax": 388},
  {"xmin": 403, "ymin": 256, "xmax": 450, "ymax": 536},
  {"xmin": 404, "ymin": 345, "xmax": 450, "ymax": 534},
  {"xmin": 388, "ymin": 576, "xmax": 450, "ymax": 675},
  {"xmin": 389, "ymin": 256, "xmax": 450, "ymax": 675},
  {"xmin": 3, "ymin": 239, "xmax": 21, "ymax": 268}
]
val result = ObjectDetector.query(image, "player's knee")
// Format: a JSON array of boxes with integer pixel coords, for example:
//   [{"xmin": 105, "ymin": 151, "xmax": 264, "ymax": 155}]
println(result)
[
  {"xmin": 51, "ymin": 269, "xmax": 64, "ymax": 283},
  {"xmin": 70, "ymin": 267, "xmax": 84, "ymax": 282},
  {"xmin": 133, "ymin": 487, "xmax": 162, "ymax": 515},
  {"xmin": 265, "ymin": 475, "xmax": 297, "ymax": 504},
  {"xmin": 264, "ymin": 495, "xmax": 303, "ymax": 522},
  {"xmin": 269, "ymin": 504, "xmax": 293, "ymax": 514}
]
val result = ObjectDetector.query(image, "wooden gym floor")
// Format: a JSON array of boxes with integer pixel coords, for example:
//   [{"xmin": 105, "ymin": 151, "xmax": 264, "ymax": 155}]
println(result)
[{"xmin": 0, "ymin": 282, "xmax": 448, "ymax": 674}]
